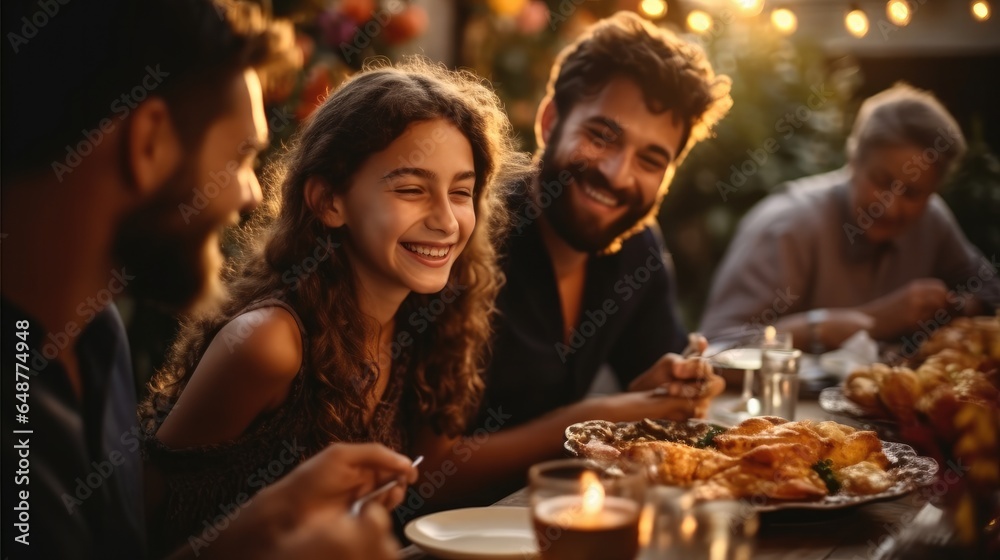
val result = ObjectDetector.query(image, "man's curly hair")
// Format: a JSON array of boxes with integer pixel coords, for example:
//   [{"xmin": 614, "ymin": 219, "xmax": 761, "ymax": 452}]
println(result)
[
  {"xmin": 542, "ymin": 11, "xmax": 733, "ymax": 252},
  {"xmin": 547, "ymin": 11, "xmax": 732, "ymax": 164}
]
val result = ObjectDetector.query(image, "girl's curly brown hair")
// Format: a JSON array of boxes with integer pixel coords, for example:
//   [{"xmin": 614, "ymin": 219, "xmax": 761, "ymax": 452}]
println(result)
[{"xmin": 142, "ymin": 58, "xmax": 532, "ymax": 449}]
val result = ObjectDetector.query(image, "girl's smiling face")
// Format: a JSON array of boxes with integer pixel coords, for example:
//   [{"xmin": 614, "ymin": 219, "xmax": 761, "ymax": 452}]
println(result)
[{"xmin": 331, "ymin": 118, "xmax": 476, "ymax": 301}]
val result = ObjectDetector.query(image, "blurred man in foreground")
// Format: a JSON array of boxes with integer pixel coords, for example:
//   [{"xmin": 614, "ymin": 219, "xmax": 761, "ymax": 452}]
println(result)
[{"xmin": 1, "ymin": 1, "xmax": 414, "ymax": 558}]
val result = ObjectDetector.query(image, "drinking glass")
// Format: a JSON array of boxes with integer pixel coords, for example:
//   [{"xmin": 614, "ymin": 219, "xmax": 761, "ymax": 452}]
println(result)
[
  {"xmin": 760, "ymin": 348, "xmax": 802, "ymax": 419},
  {"xmin": 636, "ymin": 486, "xmax": 695, "ymax": 560},
  {"xmin": 711, "ymin": 329, "xmax": 792, "ymax": 423},
  {"xmin": 674, "ymin": 500, "xmax": 758, "ymax": 560}
]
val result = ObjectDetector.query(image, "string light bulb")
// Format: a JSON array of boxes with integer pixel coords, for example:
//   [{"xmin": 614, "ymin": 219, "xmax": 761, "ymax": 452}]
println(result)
[
  {"xmin": 687, "ymin": 10, "xmax": 714, "ymax": 34},
  {"xmin": 972, "ymin": 1, "xmax": 991, "ymax": 20},
  {"xmin": 845, "ymin": 4, "xmax": 869, "ymax": 37},
  {"xmin": 771, "ymin": 8, "xmax": 797, "ymax": 34},
  {"xmin": 733, "ymin": 0, "xmax": 765, "ymax": 17},
  {"xmin": 886, "ymin": 1, "xmax": 912, "ymax": 26},
  {"xmin": 487, "ymin": 0, "xmax": 527, "ymax": 17},
  {"xmin": 639, "ymin": 0, "xmax": 668, "ymax": 19}
]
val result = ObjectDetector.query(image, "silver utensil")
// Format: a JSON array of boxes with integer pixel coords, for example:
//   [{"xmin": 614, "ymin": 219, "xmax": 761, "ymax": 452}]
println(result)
[{"xmin": 349, "ymin": 455, "xmax": 424, "ymax": 517}]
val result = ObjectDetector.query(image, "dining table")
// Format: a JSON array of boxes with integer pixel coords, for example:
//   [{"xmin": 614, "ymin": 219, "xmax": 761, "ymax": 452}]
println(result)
[{"xmin": 399, "ymin": 389, "xmax": 943, "ymax": 560}]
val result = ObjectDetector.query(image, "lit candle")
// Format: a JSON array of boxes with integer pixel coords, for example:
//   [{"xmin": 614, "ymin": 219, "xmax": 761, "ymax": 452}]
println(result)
[{"xmin": 532, "ymin": 472, "xmax": 640, "ymax": 560}]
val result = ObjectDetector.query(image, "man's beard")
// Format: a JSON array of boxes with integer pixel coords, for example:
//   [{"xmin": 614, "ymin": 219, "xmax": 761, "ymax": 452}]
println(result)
[
  {"xmin": 537, "ymin": 123, "xmax": 653, "ymax": 254},
  {"xmin": 113, "ymin": 163, "xmax": 225, "ymax": 314}
]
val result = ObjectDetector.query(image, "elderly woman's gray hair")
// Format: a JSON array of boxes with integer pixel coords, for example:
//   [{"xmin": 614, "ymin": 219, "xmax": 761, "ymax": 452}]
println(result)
[{"xmin": 846, "ymin": 83, "xmax": 967, "ymax": 176}]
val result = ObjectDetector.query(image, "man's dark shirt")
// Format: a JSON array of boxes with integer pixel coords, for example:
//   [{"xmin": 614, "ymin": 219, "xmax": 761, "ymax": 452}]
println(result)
[
  {"xmin": 3, "ymin": 297, "xmax": 145, "ymax": 559},
  {"xmin": 475, "ymin": 190, "xmax": 689, "ymax": 432}
]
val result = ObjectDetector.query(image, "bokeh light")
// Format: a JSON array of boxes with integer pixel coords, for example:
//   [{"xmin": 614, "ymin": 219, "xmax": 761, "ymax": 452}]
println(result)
[
  {"xmin": 771, "ymin": 8, "xmax": 797, "ymax": 35},
  {"xmin": 733, "ymin": 0, "xmax": 765, "ymax": 17},
  {"xmin": 972, "ymin": 1, "xmax": 991, "ymax": 20},
  {"xmin": 687, "ymin": 10, "xmax": 714, "ymax": 34},
  {"xmin": 639, "ymin": 0, "xmax": 668, "ymax": 19},
  {"xmin": 846, "ymin": 8, "xmax": 869, "ymax": 37},
  {"xmin": 887, "ymin": 1, "xmax": 912, "ymax": 26}
]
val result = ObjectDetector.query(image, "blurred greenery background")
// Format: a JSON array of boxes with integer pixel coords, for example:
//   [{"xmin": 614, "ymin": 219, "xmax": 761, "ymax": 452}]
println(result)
[{"xmin": 124, "ymin": 0, "xmax": 1000, "ymax": 387}]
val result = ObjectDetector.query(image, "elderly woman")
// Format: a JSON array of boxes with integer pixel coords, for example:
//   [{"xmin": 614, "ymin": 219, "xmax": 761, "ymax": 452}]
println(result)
[{"xmin": 701, "ymin": 83, "xmax": 999, "ymax": 353}]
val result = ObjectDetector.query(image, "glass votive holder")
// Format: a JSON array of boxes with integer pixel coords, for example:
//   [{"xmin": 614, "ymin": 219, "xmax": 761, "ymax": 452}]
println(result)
[
  {"xmin": 760, "ymin": 348, "xmax": 802, "ymax": 419},
  {"xmin": 675, "ymin": 500, "xmax": 759, "ymax": 560},
  {"xmin": 636, "ymin": 486, "xmax": 695, "ymax": 560},
  {"xmin": 529, "ymin": 459, "xmax": 646, "ymax": 560},
  {"xmin": 759, "ymin": 328, "xmax": 793, "ymax": 351}
]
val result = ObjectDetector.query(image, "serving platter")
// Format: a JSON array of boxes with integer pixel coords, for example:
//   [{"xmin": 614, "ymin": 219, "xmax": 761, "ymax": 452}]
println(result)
[
  {"xmin": 818, "ymin": 386, "xmax": 903, "ymax": 438},
  {"xmin": 564, "ymin": 418, "xmax": 937, "ymax": 512}
]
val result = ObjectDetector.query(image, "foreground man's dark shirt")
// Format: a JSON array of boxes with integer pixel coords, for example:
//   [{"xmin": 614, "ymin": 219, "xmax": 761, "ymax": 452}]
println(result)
[{"xmin": 2, "ymin": 297, "xmax": 145, "ymax": 559}]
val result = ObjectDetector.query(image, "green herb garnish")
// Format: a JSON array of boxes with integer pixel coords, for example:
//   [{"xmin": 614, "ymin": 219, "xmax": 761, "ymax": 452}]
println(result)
[
  {"xmin": 812, "ymin": 459, "xmax": 841, "ymax": 493},
  {"xmin": 693, "ymin": 425, "xmax": 726, "ymax": 449}
]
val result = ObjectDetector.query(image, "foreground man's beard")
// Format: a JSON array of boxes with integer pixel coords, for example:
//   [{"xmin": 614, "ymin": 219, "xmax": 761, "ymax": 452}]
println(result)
[
  {"xmin": 537, "ymin": 124, "xmax": 652, "ymax": 254},
  {"xmin": 113, "ymin": 164, "xmax": 225, "ymax": 314}
]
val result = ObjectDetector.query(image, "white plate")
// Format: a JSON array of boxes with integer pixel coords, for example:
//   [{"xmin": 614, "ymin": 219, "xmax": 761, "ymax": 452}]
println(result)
[{"xmin": 404, "ymin": 506, "xmax": 539, "ymax": 560}]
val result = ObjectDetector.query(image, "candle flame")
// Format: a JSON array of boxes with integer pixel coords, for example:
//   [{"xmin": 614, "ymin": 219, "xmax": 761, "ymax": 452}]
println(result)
[
  {"xmin": 580, "ymin": 471, "xmax": 604, "ymax": 515},
  {"xmin": 764, "ymin": 325, "xmax": 776, "ymax": 343}
]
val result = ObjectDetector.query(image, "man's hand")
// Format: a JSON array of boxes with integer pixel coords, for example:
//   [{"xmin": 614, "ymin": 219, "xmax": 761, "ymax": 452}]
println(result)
[
  {"xmin": 862, "ymin": 278, "xmax": 949, "ymax": 339},
  {"xmin": 271, "ymin": 442, "xmax": 419, "ymax": 517},
  {"xmin": 590, "ymin": 389, "xmax": 717, "ymax": 422},
  {"xmin": 627, "ymin": 334, "xmax": 723, "ymax": 399},
  {"xmin": 825, "ymin": 309, "xmax": 874, "ymax": 344},
  {"xmin": 272, "ymin": 502, "xmax": 400, "ymax": 560},
  {"xmin": 184, "ymin": 443, "xmax": 416, "ymax": 560}
]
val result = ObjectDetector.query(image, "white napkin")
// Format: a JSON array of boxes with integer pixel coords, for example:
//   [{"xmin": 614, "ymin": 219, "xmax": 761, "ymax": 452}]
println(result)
[{"xmin": 819, "ymin": 330, "xmax": 878, "ymax": 380}]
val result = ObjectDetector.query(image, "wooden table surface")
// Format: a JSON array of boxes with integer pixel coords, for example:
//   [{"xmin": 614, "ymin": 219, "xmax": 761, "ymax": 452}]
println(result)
[
  {"xmin": 400, "ymin": 392, "xmax": 934, "ymax": 559},
  {"xmin": 401, "ymin": 488, "xmax": 928, "ymax": 560}
]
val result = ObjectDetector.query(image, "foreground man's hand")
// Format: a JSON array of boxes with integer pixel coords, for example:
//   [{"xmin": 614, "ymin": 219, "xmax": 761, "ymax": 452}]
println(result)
[
  {"xmin": 176, "ymin": 443, "xmax": 416, "ymax": 560},
  {"xmin": 273, "ymin": 502, "xmax": 400, "ymax": 560}
]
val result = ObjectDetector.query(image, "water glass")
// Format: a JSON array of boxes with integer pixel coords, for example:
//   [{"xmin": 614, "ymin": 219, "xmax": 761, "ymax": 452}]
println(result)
[
  {"xmin": 760, "ymin": 348, "xmax": 802, "ymax": 419},
  {"xmin": 674, "ymin": 500, "xmax": 758, "ymax": 560},
  {"xmin": 636, "ymin": 486, "xmax": 695, "ymax": 559}
]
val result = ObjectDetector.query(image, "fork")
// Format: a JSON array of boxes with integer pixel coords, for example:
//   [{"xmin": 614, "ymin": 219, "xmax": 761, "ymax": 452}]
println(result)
[{"xmin": 349, "ymin": 455, "xmax": 424, "ymax": 517}]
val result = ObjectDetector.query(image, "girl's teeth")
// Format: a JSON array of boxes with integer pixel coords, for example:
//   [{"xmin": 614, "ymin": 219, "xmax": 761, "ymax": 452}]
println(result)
[
  {"xmin": 584, "ymin": 185, "xmax": 616, "ymax": 206},
  {"xmin": 404, "ymin": 243, "xmax": 450, "ymax": 258}
]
